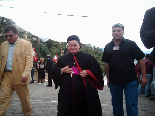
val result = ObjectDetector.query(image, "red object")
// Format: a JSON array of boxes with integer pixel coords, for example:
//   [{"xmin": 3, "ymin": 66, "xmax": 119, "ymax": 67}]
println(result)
[
  {"xmin": 86, "ymin": 70, "xmax": 103, "ymax": 90},
  {"xmin": 73, "ymin": 56, "xmax": 86, "ymax": 86},
  {"xmin": 53, "ymin": 54, "xmax": 58, "ymax": 63},
  {"xmin": 33, "ymin": 48, "xmax": 38, "ymax": 62},
  {"xmin": 73, "ymin": 56, "xmax": 103, "ymax": 90}
]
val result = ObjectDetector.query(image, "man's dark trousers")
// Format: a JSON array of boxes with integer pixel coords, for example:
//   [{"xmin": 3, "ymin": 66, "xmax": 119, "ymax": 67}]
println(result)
[
  {"xmin": 48, "ymin": 72, "xmax": 52, "ymax": 86},
  {"xmin": 46, "ymin": 58, "xmax": 54, "ymax": 87}
]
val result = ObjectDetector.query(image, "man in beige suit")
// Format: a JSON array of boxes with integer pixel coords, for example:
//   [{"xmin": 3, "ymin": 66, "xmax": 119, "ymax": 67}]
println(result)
[{"xmin": 0, "ymin": 25, "xmax": 33, "ymax": 116}]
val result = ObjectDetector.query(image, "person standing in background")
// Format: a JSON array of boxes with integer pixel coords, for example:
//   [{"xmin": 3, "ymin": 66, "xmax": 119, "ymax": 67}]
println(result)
[
  {"xmin": 138, "ymin": 54, "xmax": 154, "ymax": 97},
  {"xmin": 30, "ymin": 59, "xmax": 36, "ymax": 83},
  {"xmin": 37, "ymin": 58, "xmax": 46, "ymax": 85},
  {"xmin": 46, "ymin": 55, "xmax": 54, "ymax": 87},
  {"xmin": 36, "ymin": 58, "xmax": 41, "ymax": 83}
]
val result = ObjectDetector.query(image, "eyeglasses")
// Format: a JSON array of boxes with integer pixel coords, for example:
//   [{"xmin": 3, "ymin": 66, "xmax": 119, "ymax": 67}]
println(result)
[
  {"xmin": 68, "ymin": 44, "xmax": 78, "ymax": 48},
  {"xmin": 5, "ymin": 35, "xmax": 14, "ymax": 38}
]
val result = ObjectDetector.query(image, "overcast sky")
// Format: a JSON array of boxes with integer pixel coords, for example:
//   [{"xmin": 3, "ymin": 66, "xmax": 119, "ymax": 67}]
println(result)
[{"xmin": 0, "ymin": 0, "xmax": 155, "ymax": 52}]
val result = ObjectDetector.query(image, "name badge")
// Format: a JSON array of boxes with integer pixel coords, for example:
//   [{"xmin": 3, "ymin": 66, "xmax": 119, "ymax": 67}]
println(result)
[{"xmin": 113, "ymin": 46, "xmax": 119, "ymax": 50}]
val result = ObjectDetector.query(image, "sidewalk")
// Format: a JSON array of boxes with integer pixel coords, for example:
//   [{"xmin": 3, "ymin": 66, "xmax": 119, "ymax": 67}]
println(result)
[{"xmin": 2, "ymin": 79, "xmax": 155, "ymax": 116}]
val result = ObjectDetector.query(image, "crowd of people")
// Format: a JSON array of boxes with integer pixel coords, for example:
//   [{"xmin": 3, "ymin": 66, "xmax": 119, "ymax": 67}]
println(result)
[
  {"xmin": 30, "ymin": 56, "xmax": 54, "ymax": 87},
  {"xmin": 137, "ymin": 54, "xmax": 154, "ymax": 99},
  {"xmin": 0, "ymin": 7, "xmax": 155, "ymax": 116}
]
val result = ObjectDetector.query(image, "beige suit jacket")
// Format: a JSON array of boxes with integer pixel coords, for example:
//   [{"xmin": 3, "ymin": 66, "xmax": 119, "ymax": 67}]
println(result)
[{"xmin": 0, "ymin": 38, "xmax": 33, "ymax": 84}]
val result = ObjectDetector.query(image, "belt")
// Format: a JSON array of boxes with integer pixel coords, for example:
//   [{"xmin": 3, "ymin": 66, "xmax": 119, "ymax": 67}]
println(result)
[{"xmin": 4, "ymin": 70, "xmax": 12, "ymax": 72}]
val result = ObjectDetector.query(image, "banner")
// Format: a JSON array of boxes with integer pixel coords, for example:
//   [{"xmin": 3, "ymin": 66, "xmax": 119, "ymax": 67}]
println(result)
[
  {"xmin": 33, "ymin": 48, "xmax": 38, "ymax": 62},
  {"xmin": 53, "ymin": 54, "xmax": 58, "ymax": 63}
]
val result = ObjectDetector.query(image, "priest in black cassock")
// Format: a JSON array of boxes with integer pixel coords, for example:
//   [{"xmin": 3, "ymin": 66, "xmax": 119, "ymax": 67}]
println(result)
[{"xmin": 52, "ymin": 35, "xmax": 104, "ymax": 116}]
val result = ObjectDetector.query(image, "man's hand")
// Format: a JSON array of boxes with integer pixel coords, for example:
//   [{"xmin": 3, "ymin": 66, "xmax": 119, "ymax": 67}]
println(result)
[
  {"xmin": 139, "ymin": 59, "xmax": 147, "ymax": 88},
  {"xmin": 21, "ymin": 77, "xmax": 28, "ymax": 82},
  {"xmin": 61, "ymin": 65, "xmax": 72, "ymax": 74},
  {"xmin": 79, "ymin": 70, "xmax": 87, "ymax": 77},
  {"xmin": 140, "ymin": 75, "xmax": 147, "ymax": 88}
]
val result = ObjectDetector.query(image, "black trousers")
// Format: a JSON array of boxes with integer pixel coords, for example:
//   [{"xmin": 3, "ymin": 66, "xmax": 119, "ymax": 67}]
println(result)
[{"xmin": 48, "ymin": 72, "xmax": 52, "ymax": 86}]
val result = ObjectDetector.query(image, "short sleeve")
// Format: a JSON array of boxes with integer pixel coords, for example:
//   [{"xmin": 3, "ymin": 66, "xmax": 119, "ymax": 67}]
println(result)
[
  {"xmin": 102, "ymin": 46, "xmax": 109, "ymax": 63},
  {"xmin": 132, "ymin": 41, "xmax": 145, "ymax": 61}
]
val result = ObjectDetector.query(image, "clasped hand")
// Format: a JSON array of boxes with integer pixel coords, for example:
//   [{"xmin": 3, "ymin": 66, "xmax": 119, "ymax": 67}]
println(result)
[{"xmin": 61, "ymin": 65, "xmax": 72, "ymax": 73}]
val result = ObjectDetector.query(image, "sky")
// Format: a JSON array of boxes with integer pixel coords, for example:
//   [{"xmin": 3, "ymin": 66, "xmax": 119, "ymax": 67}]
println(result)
[{"xmin": 0, "ymin": 0, "xmax": 155, "ymax": 52}]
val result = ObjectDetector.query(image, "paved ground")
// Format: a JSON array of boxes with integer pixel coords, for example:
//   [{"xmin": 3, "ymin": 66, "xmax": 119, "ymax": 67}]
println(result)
[{"xmin": 1, "ymin": 77, "xmax": 155, "ymax": 116}]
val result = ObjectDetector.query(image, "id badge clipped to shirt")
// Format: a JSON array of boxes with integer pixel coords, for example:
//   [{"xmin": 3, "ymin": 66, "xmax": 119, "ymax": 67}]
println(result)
[{"xmin": 113, "ymin": 46, "xmax": 119, "ymax": 51}]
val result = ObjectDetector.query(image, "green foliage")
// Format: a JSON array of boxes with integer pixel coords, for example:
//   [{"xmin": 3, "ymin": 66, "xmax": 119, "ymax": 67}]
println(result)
[
  {"xmin": 0, "ymin": 17, "xmax": 27, "ymax": 44},
  {"xmin": 0, "ymin": 35, "xmax": 5, "ymax": 44},
  {"xmin": 0, "ymin": 17, "xmax": 15, "ymax": 35},
  {"xmin": 0, "ymin": 17, "xmax": 15, "ymax": 43},
  {"xmin": 45, "ymin": 39, "xmax": 61, "ymax": 58},
  {"xmin": 81, "ymin": 44, "xmax": 105, "ymax": 73}
]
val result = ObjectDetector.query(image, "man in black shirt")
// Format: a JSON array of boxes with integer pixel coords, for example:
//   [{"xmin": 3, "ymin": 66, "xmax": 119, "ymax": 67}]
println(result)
[{"xmin": 102, "ymin": 23, "xmax": 147, "ymax": 116}]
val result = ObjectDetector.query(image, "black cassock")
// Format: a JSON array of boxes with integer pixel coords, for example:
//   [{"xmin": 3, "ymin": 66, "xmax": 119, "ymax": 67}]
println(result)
[{"xmin": 52, "ymin": 51, "xmax": 104, "ymax": 116}]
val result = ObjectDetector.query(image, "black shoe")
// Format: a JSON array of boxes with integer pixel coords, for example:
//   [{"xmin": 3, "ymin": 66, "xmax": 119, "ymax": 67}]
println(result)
[
  {"xmin": 46, "ymin": 85, "xmax": 52, "ymax": 87},
  {"xmin": 149, "ymin": 96, "xmax": 155, "ymax": 100},
  {"xmin": 145, "ymin": 95, "xmax": 150, "ymax": 97}
]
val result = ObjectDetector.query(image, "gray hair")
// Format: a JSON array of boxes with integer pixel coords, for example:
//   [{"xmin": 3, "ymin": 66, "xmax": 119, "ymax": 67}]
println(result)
[{"xmin": 112, "ymin": 23, "xmax": 124, "ymax": 31}]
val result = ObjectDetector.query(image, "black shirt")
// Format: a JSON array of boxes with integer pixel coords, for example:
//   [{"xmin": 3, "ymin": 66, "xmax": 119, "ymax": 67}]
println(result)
[
  {"xmin": 140, "ymin": 7, "xmax": 155, "ymax": 64},
  {"xmin": 102, "ymin": 38, "xmax": 145, "ymax": 84}
]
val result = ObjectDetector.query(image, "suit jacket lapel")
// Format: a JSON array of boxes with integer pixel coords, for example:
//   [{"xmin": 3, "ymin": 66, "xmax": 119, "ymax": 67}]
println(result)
[
  {"xmin": 2, "ymin": 42, "xmax": 9, "ymax": 68},
  {"xmin": 12, "ymin": 39, "xmax": 22, "ymax": 66},
  {"xmin": 3, "ymin": 42, "xmax": 9, "ymax": 58}
]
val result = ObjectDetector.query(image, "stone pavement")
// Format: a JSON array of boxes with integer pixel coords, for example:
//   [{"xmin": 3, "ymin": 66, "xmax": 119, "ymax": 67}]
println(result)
[{"xmin": 2, "ymin": 79, "xmax": 155, "ymax": 116}]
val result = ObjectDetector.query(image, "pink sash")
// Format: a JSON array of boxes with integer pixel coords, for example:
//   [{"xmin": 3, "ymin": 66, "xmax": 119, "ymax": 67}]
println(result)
[{"xmin": 72, "ymin": 67, "xmax": 79, "ymax": 75}]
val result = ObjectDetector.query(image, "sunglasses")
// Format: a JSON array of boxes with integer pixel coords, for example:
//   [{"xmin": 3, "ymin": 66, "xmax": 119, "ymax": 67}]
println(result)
[{"xmin": 5, "ymin": 35, "xmax": 14, "ymax": 38}]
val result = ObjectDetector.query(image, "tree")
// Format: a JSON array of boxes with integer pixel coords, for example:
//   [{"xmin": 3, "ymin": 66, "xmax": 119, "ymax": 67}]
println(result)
[
  {"xmin": 0, "ymin": 17, "xmax": 15, "ymax": 35},
  {"xmin": 0, "ymin": 17, "xmax": 15, "ymax": 43},
  {"xmin": 0, "ymin": 16, "xmax": 27, "ymax": 43}
]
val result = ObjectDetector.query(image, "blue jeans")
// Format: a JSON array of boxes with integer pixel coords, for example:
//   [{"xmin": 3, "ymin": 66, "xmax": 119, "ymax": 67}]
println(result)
[
  {"xmin": 109, "ymin": 81, "xmax": 138, "ymax": 116},
  {"xmin": 153, "ymin": 67, "xmax": 155, "ymax": 95},
  {"xmin": 138, "ymin": 74, "xmax": 152, "ymax": 96},
  {"xmin": 31, "ymin": 69, "xmax": 34, "ymax": 83}
]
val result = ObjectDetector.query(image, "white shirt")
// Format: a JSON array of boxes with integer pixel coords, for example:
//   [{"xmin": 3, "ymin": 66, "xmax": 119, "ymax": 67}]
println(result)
[{"xmin": 5, "ymin": 39, "xmax": 18, "ymax": 71}]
